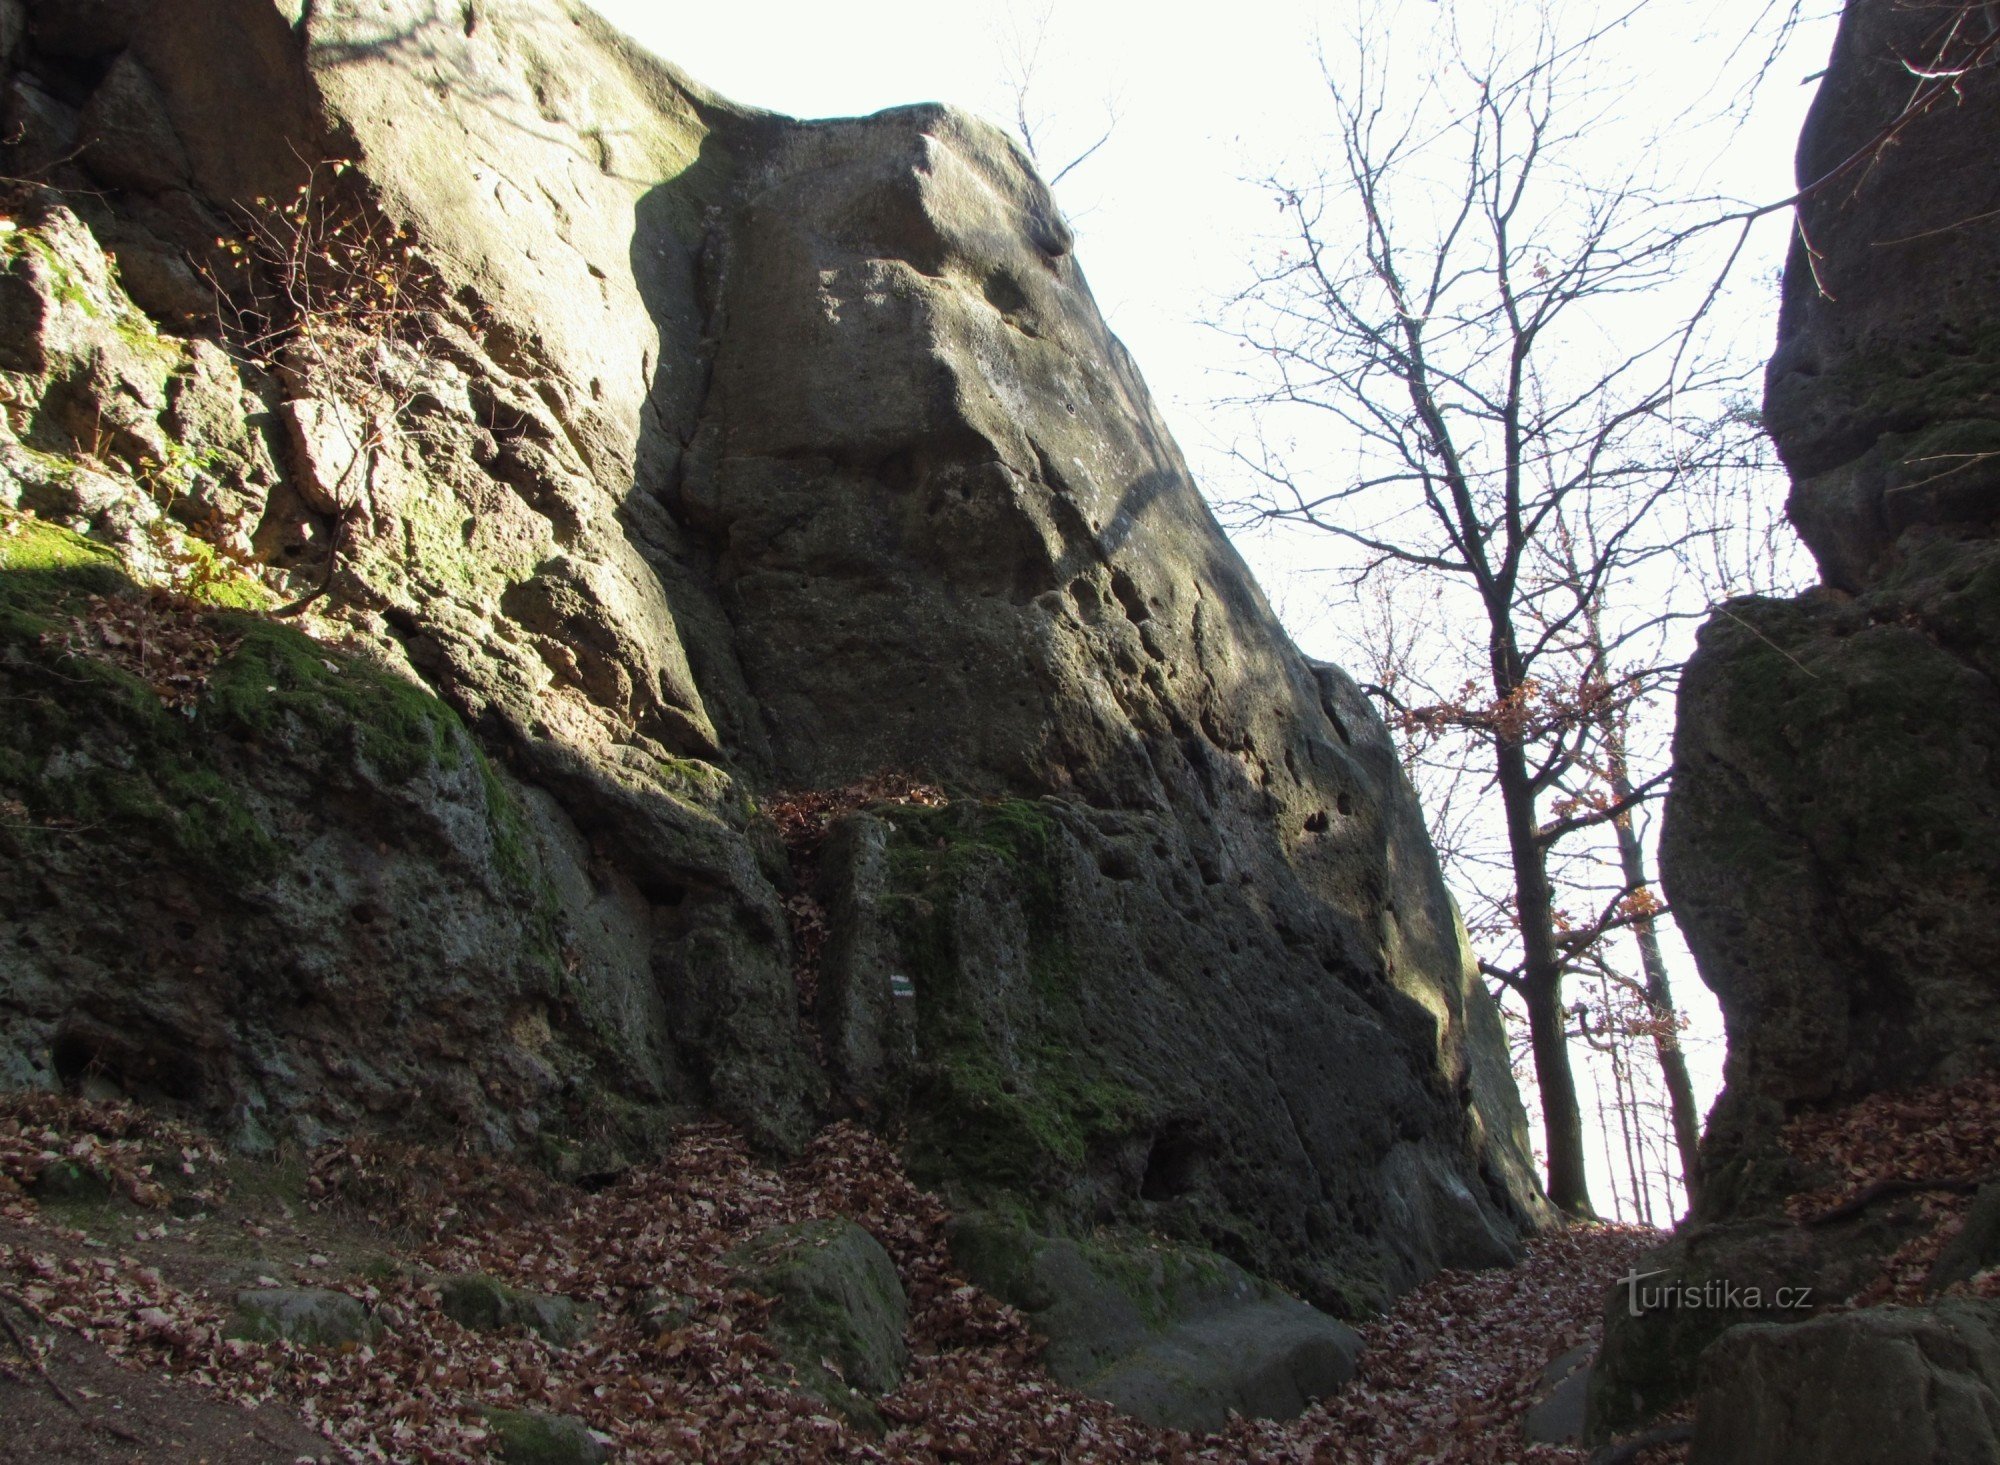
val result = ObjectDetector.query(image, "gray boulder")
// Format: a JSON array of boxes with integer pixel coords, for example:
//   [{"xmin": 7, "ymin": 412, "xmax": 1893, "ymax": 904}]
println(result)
[
  {"xmin": 731, "ymin": 1218, "xmax": 909, "ymax": 1415},
  {"xmin": 228, "ymin": 1287, "xmax": 376, "ymax": 1347},
  {"xmin": 438, "ymin": 1275, "xmax": 595, "ymax": 1346},
  {"xmin": 485, "ymin": 1410, "xmax": 607, "ymax": 1465},
  {"xmin": 1932, "ymin": 1185, "xmax": 2000, "ymax": 1295},
  {"xmin": 1692, "ymin": 1301, "xmax": 2000, "ymax": 1465},
  {"xmin": 1, "ymin": 0, "xmax": 1541, "ymax": 1311},
  {"xmin": 1523, "ymin": 1344, "xmax": 1593, "ymax": 1446},
  {"xmin": 950, "ymin": 1213, "xmax": 1360, "ymax": 1430},
  {"xmin": 78, "ymin": 53, "xmax": 190, "ymax": 193}
]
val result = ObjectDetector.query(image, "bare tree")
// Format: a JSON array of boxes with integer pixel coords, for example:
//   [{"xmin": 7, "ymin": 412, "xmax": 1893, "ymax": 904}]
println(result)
[
  {"xmin": 1215, "ymin": 0, "xmax": 1785, "ymax": 1215},
  {"xmin": 205, "ymin": 159, "xmax": 449, "ymax": 616},
  {"xmin": 990, "ymin": 1, "xmax": 1120, "ymax": 190}
]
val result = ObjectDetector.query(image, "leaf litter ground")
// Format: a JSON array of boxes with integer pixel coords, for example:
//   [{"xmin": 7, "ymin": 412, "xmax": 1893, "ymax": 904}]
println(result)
[{"xmin": 12, "ymin": 1085, "xmax": 1977, "ymax": 1463}]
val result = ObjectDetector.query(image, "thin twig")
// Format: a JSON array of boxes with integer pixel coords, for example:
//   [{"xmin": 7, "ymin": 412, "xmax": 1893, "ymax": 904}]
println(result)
[{"xmin": 1719, "ymin": 605, "xmax": 1820, "ymax": 678}]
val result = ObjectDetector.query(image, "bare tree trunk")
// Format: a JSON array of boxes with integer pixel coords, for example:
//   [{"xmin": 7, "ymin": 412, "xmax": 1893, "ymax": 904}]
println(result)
[
  {"xmin": 1498, "ymin": 740, "xmax": 1596, "ymax": 1217},
  {"xmin": 1612, "ymin": 1023, "xmax": 1650, "ymax": 1226},
  {"xmin": 1609, "ymin": 769, "xmax": 1705, "ymax": 1212},
  {"xmin": 1592, "ymin": 1031, "xmax": 1624, "ymax": 1220}
]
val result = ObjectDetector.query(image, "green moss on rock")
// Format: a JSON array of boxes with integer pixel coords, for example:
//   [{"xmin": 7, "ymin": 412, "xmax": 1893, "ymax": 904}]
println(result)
[
  {"xmin": 485, "ymin": 1409, "xmax": 606, "ymax": 1465},
  {"xmin": 879, "ymin": 798, "xmax": 1145, "ymax": 1197},
  {"xmin": 729, "ymin": 1218, "xmax": 908, "ymax": 1429},
  {"xmin": 0, "ymin": 513, "xmax": 513, "ymax": 883}
]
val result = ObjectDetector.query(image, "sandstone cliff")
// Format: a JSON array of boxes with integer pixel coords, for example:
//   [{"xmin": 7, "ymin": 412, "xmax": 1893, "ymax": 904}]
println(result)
[
  {"xmin": 1591, "ymin": 0, "xmax": 2000, "ymax": 1436},
  {"xmin": 0, "ymin": 0, "xmax": 1543, "ymax": 1320}
]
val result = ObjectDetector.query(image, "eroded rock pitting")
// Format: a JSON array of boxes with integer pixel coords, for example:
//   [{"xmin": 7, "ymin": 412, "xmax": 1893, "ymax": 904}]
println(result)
[{"xmin": 0, "ymin": 0, "xmax": 1542, "ymax": 1330}]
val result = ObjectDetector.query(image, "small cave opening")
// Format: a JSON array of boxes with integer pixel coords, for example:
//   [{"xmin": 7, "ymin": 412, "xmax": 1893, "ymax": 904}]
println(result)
[
  {"xmin": 1140, "ymin": 1124, "xmax": 1208, "ymax": 1202},
  {"xmin": 52, "ymin": 1027, "xmax": 205, "ymax": 1105}
]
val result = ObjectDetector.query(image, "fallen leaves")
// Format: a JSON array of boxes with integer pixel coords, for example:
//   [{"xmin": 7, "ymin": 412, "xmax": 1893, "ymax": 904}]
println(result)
[
  {"xmin": 0, "ymin": 1092, "xmax": 224, "ymax": 1219},
  {"xmin": 1782, "ymin": 1073, "xmax": 2000, "ymax": 1221},
  {"xmin": 43, "ymin": 590, "xmax": 241, "ymax": 712},
  {"xmin": 0, "ymin": 1096, "xmax": 1665, "ymax": 1463},
  {"xmin": 1779, "ymin": 1073, "xmax": 2000, "ymax": 1307}
]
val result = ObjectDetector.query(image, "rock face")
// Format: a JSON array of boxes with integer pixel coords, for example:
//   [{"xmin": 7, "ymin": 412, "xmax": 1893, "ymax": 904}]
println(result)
[
  {"xmin": 0, "ymin": 0, "xmax": 1542, "ymax": 1322},
  {"xmin": 438, "ymin": 1275, "xmax": 595, "ymax": 1346},
  {"xmin": 1691, "ymin": 1301, "xmax": 2000, "ymax": 1465},
  {"xmin": 1593, "ymin": 0, "xmax": 2000, "ymax": 1437}
]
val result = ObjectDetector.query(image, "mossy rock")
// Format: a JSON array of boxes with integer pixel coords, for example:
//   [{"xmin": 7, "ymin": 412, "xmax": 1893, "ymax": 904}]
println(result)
[
  {"xmin": 227, "ymin": 1287, "xmax": 376, "ymax": 1348},
  {"xmin": 485, "ymin": 1409, "xmax": 607, "ymax": 1465},
  {"xmin": 29, "ymin": 1159, "xmax": 115, "ymax": 1203},
  {"xmin": 730, "ymin": 1218, "xmax": 908, "ymax": 1422},
  {"xmin": 1585, "ymin": 1209, "xmax": 1928, "ymax": 1442},
  {"xmin": 0, "ymin": 514, "xmax": 513, "ymax": 881},
  {"xmin": 878, "ymin": 799, "xmax": 1147, "ymax": 1198},
  {"xmin": 948, "ymin": 1213, "xmax": 1359, "ymax": 1430},
  {"xmin": 438, "ymin": 1274, "xmax": 595, "ymax": 1346}
]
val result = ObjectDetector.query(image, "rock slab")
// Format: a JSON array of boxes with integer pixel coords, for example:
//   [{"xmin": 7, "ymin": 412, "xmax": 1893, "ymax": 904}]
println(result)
[
  {"xmin": 950, "ymin": 1213, "xmax": 1360, "ymax": 1430},
  {"xmin": 1692, "ymin": 1301, "xmax": 2000, "ymax": 1465}
]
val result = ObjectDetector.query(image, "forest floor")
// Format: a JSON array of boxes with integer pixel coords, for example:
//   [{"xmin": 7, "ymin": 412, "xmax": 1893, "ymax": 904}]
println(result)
[{"xmin": 0, "ymin": 1094, "xmax": 1690, "ymax": 1463}]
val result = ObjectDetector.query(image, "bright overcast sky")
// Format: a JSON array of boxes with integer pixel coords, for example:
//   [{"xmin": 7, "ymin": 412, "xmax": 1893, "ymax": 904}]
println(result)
[{"xmin": 582, "ymin": 0, "xmax": 1842, "ymax": 1220}]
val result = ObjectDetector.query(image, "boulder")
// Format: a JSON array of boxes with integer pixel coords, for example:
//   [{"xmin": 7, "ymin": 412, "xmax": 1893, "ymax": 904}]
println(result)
[
  {"xmin": 1692, "ymin": 1301, "xmax": 2000, "ymax": 1465},
  {"xmin": 1663, "ymin": 554, "xmax": 2000, "ymax": 1160},
  {"xmin": 950, "ymin": 1213, "xmax": 1360, "ymax": 1430},
  {"xmin": 1523, "ymin": 1344, "xmax": 1593, "ymax": 1446},
  {"xmin": 1589, "ymin": 1206, "xmax": 1930, "ymax": 1440},
  {"xmin": 228, "ymin": 1287, "xmax": 376, "ymax": 1347},
  {"xmin": 437, "ymin": 1275, "xmax": 595, "ymax": 1346},
  {"xmin": 78, "ymin": 53, "xmax": 191, "ymax": 193},
  {"xmin": 485, "ymin": 1410, "xmax": 607, "ymax": 1465},
  {"xmin": 1931, "ymin": 1184, "xmax": 2000, "ymax": 1294},
  {"xmin": 731, "ymin": 1219, "xmax": 908, "ymax": 1421},
  {"xmin": 28, "ymin": 1158, "xmax": 115, "ymax": 1203}
]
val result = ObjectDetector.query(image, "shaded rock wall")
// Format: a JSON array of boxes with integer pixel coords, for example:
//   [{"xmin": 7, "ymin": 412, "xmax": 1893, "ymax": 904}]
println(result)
[
  {"xmin": 0, "ymin": 0, "xmax": 1542, "ymax": 1310},
  {"xmin": 1593, "ymin": 0, "xmax": 2000, "ymax": 1434},
  {"xmin": 1674, "ymin": 0, "xmax": 2000, "ymax": 1216}
]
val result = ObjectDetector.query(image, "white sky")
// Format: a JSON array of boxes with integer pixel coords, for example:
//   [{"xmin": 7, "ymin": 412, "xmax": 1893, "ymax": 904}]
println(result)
[{"xmin": 584, "ymin": 0, "xmax": 1842, "ymax": 1223}]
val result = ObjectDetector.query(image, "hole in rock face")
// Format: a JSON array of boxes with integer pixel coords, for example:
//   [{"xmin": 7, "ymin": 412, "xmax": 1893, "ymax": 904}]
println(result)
[
  {"xmin": 1304, "ymin": 810, "xmax": 1331, "ymax": 834},
  {"xmin": 1095, "ymin": 843, "xmax": 1142, "ymax": 881},
  {"xmin": 52, "ymin": 1025, "xmax": 205, "ymax": 1104},
  {"xmin": 50, "ymin": 1034, "xmax": 101, "ymax": 1092},
  {"xmin": 1337, "ymin": 792, "xmax": 1355, "ymax": 816},
  {"xmin": 1140, "ymin": 1125, "xmax": 1208, "ymax": 1202},
  {"xmin": 982, "ymin": 270, "xmax": 1032, "ymax": 319},
  {"xmin": 1109, "ymin": 570, "xmax": 1151, "ymax": 624}
]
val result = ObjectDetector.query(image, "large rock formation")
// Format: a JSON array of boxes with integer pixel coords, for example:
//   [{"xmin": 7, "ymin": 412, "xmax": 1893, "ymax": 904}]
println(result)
[
  {"xmin": 1591, "ymin": 0, "xmax": 2000, "ymax": 1437},
  {"xmin": 0, "ymin": 0, "xmax": 1543, "ymax": 1320},
  {"xmin": 1691, "ymin": 1300, "xmax": 2000, "ymax": 1465}
]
